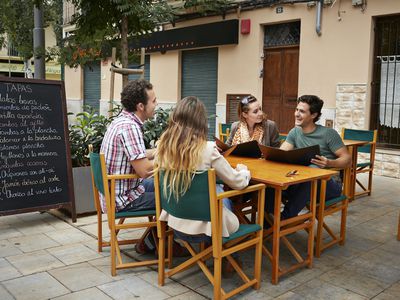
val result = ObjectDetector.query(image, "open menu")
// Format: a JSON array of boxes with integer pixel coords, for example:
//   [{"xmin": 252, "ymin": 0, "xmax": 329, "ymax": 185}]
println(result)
[
  {"xmin": 214, "ymin": 137, "xmax": 261, "ymax": 158},
  {"xmin": 258, "ymin": 144, "xmax": 320, "ymax": 166}
]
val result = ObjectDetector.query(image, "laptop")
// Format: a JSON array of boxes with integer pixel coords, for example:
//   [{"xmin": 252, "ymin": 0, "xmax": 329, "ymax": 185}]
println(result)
[
  {"xmin": 214, "ymin": 137, "xmax": 262, "ymax": 158},
  {"xmin": 258, "ymin": 144, "xmax": 320, "ymax": 166}
]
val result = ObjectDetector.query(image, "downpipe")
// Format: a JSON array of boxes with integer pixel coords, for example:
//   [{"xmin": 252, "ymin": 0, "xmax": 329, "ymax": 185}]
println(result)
[{"xmin": 316, "ymin": 0, "xmax": 323, "ymax": 36}]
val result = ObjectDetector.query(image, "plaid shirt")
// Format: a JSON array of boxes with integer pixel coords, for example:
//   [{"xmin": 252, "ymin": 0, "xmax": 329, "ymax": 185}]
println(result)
[{"xmin": 99, "ymin": 110, "xmax": 146, "ymax": 212}]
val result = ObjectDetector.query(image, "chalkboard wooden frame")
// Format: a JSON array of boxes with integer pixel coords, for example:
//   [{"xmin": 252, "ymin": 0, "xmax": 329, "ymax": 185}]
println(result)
[{"xmin": 0, "ymin": 77, "xmax": 76, "ymax": 222}]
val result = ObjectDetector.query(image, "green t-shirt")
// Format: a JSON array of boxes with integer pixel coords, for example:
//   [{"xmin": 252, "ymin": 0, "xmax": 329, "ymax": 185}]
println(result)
[{"xmin": 286, "ymin": 125, "xmax": 344, "ymax": 160}]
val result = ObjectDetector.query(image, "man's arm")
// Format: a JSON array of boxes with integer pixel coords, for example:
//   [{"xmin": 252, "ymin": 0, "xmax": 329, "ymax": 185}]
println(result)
[
  {"xmin": 280, "ymin": 141, "xmax": 294, "ymax": 151},
  {"xmin": 130, "ymin": 158, "xmax": 154, "ymax": 178},
  {"xmin": 311, "ymin": 146, "xmax": 351, "ymax": 169}
]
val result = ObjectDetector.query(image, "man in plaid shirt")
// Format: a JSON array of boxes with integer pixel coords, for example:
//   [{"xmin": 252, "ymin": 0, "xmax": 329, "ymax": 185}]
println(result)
[{"xmin": 100, "ymin": 79, "xmax": 157, "ymax": 213}]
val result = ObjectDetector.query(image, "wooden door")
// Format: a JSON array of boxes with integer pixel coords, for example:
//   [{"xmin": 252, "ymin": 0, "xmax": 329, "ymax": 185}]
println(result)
[{"xmin": 262, "ymin": 47, "xmax": 299, "ymax": 134}]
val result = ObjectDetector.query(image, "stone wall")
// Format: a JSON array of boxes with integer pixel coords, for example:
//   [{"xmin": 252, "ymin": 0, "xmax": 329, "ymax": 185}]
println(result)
[{"xmin": 335, "ymin": 83, "xmax": 400, "ymax": 179}]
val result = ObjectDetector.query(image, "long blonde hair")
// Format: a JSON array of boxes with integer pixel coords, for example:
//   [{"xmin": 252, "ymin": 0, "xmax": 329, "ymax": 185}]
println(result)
[{"xmin": 155, "ymin": 96, "xmax": 208, "ymax": 200}]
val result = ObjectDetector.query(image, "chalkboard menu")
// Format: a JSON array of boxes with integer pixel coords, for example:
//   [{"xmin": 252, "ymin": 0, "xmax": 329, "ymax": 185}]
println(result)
[{"xmin": 0, "ymin": 77, "xmax": 75, "ymax": 220}]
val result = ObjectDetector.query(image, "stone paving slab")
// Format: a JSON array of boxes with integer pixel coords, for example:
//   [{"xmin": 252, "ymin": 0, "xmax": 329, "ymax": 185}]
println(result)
[
  {"xmin": 0, "ymin": 239, "xmax": 23, "ymax": 258},
  {"xmin": 9, "ymin": 233, "xmax": 60, "ymax": 253},
  {"xmin": 7, "ymin": 249, "xmax": 64, "ymax": 275},
  {"xmin": 0, "ymin": 174, "xmax": 398, "ymax": 300},
  {"xmin": 3, "ymin": 272, "xmax": 70, "ymax": 300},
  {"xmin": 0, "ymin": 257, "xmax": 21, "ymax": 281},
  {"xmin": 47, "ymin": 243, "xmax": 102, "ymax": 265},
  {"xmin": 0, "ymin": 284, "xmax": 14, "ymax": 300},
  {"xmin": 51, "ymin": 287, "xmax": 113, "ymax": 300},
  {"xmin": 48, "ymin": 262, "xmax": 113, "ymax": 292},
  {"xmin": 98, "ymin": 276, "xmax": 170, "ymax": 299}
]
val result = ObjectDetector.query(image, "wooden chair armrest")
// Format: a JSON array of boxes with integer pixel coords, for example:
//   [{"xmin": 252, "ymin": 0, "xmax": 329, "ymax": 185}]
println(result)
[
  {"xmin": 217, "ymin": 183, "xmax": 265, "ymax": 200},
  {"xmin": 108, "ymin": 174, "xmax": 140, "ymax": 180}
]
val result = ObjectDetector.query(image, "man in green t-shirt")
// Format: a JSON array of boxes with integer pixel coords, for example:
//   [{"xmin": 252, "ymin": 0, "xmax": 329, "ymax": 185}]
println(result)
[{"xmin": 265, "ymin": 95, "xmax": 351, "ymax": 220}]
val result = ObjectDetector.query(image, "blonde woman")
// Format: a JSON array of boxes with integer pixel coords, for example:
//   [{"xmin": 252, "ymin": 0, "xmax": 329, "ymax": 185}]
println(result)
[
  {"xmin": 226, "ymin": 95, "xmax": 280, "ymax": 147},
  {"xmin": 155, "ymin": 96, "xmax": 250, "ymax": 239}
]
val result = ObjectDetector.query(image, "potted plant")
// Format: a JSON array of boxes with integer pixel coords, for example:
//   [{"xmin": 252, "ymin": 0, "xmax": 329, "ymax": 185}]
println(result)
[
  {"xmin": 68, "ymin": 105, "xmax": 120, "ymax": 214},
  {"xmin": 143, "ymin": 107, "xmax": 173, "ymax": 148}
]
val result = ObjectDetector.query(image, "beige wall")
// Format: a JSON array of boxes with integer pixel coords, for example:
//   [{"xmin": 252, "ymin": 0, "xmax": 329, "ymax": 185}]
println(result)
[
  {"xmin": 151, "ymin": 51, "xmax": 180, "ymax": 103},
  {"xmin": 63, "ymin": 0, "xmax": 400, "ymax": 125},
  {"xmin": 152, "ymin": 0, "xmax": 400, "ymax": 115}
]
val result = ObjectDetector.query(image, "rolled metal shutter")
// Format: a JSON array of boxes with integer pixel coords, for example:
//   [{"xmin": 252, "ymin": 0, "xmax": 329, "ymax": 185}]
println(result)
[
  {"xmin": 181, "ymin": 48, "xmax": 218, "ymax": 139},
  {"xmin": 83, "ymin": 61, "xmax": 101, "ymax": 110}
]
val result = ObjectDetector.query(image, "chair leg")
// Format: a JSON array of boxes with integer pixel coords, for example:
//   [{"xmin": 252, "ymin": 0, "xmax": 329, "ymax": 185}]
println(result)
[
  {"xmin": 168, "ymin": 232, "xmax": 173, "ymax": 269},
  {"xmin": 339, "ymin": 200, "xmax": 348, "ymax": 245},
  {"xmin": 254, "ymin": 231, "xmax": 263, "ymax": 290},
  {"xmin": 158, "ymin": 223, "xmax": 166, "ymax": 286},
  {"xmin": 97, "ymin": 212, "xmax": 103, "ymax": 252},
  {"xmin": 110, "ymin": 230, "xmax": 117, "ymax": 276},
  {"xmin": 213, "ymin": 257, "xmax": 222, "ymax": 300},
  {"xmin": 368, "ymin": 169, "xmax": 373, "ymax": 196}
]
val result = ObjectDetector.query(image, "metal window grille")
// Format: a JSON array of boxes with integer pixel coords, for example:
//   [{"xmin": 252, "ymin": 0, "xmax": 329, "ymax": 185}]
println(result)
[
  {"xmin": 7, "ymin": 42, "xmax": 18, "ymax": 57},
  {"xmin": 264, "ymin": 21, "xmax": 300, "ymax": 48},
  {"xmin": 371, "ymin": 16, "xmax": 400, "ymax": 149}
]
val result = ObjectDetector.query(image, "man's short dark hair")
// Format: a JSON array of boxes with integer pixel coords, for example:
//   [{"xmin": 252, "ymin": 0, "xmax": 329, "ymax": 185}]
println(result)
[
  {"xmin": 297, "ymin": 95, "xmax": 324, "ymax": 123},
  {"xmin": 120, "ymin": 79, "xmax": 153, "ymax": 112}
]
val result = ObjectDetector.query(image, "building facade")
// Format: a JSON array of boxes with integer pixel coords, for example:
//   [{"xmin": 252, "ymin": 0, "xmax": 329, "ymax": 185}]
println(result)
[
  {"xmin": 63, "ymin": 0, "xmax": 400, "ymax": 178},
  {"xmin": 0, "ymin": 27, "xmax": 61, "ymax": 80}
]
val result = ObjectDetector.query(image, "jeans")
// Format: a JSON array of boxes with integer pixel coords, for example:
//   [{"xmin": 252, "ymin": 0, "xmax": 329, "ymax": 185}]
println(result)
[
  {"xmin": 264, "ymin": 178, "xmax": 342, "ymax": 220},
  {"xmin": 120, "ymin": 177, "xmax": 155, "ymax": 212}
]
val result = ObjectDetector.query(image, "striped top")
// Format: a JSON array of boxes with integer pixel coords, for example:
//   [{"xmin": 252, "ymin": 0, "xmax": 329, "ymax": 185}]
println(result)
[{"xmin": 100, "ymin": 110, "xmax": 146, "ymax": 212}]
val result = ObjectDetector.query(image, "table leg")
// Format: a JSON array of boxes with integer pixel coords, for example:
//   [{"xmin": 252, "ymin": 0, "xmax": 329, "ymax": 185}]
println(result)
[
  {"xmin": 314, "ymin": 179, "xmax": 324, "ymax": 258},
  {"xmin": 272, "ymin": 188, "xmax": 282, "ymax": 284}
]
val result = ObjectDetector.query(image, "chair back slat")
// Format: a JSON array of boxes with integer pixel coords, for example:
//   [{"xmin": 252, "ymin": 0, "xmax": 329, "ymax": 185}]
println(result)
[
  {"xmin": 158, "ymin": 170, "xmax": 211, "ymax": 221},
  {"xmin": 343, "ymin": 129, "xmax": 375, "ymax": 153},
  {"xmin": 89, "ymin": 152, "xmax": 105, "ymax": 195},
  {"xmin": 220, "ymin": 123, "xmax": 231, "ymax": 133}
]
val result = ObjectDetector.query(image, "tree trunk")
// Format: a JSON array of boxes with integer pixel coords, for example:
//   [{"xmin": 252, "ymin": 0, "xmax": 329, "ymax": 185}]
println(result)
[{"xmin": 121, "ymin": 15, "xmax": 129, "ymax": 88}]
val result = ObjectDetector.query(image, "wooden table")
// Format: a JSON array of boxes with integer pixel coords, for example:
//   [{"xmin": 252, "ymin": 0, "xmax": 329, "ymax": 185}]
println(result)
[
  {"xmin": 343, "ymin": 139, "xmax": 368, "ymax": 201},
  {"xmin": 227, "ymin": 156, "xmax": 337, "ymax": 284}
]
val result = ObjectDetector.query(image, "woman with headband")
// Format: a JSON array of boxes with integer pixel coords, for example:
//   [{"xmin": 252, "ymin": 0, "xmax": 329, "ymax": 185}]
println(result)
[{"xmin": 226, "ymin": 95, "xmax": 280, "ymax": 148}]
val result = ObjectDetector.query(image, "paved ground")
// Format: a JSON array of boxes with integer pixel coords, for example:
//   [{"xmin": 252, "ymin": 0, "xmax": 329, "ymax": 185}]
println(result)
[{"xmin": 0, "ymin": 174, "xmax": 399, "ymax": 299}]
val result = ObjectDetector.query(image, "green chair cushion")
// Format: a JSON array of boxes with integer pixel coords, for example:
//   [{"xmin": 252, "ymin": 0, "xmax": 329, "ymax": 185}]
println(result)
[
  {"xmin": 115, "ymin": 209, "xmax": 156, "ymax": 218},
  {"xmin": 223, "ymin": 224, "xmax": 262, "ymax": 244},
  {"xmin": 325, "ymin": 195, "xmax": 347, "ymax": 207},
  {"xmin": 357, "ymin": 162, "xmax": 371, "ymax": 168}
]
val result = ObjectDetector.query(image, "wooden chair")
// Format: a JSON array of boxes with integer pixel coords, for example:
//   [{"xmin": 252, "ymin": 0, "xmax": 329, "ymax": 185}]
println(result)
[
  {"xmin": 341, "ymin": 128, "xmax": 377, "ymax": 197},
  {"xmin": 313, "ymin": 169, "xmax": 350, "ymax": 257},
  {"xmin": 219, "ymin": 123, "xmax": 231, "ymax": 143},
  {"xmin": 89, "ymin": 150, "xmax": 158, "ymax": 276},
  {"xmin": 278, "ymin": 133, "xmax": 287, "ymax": 145},
  {"xmin": 155, "ymin": 169, "xmax": 266, "ymax": 300}
]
